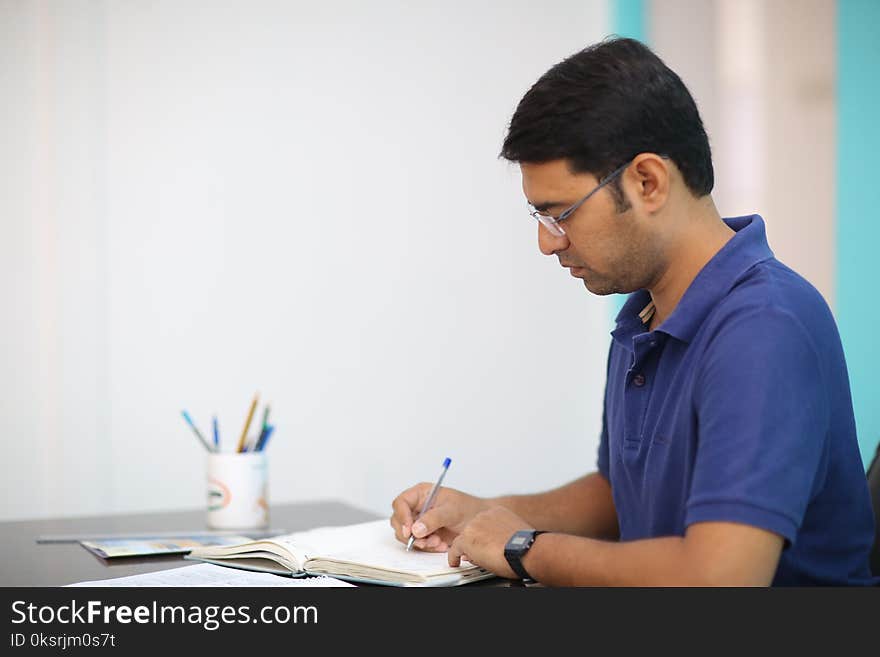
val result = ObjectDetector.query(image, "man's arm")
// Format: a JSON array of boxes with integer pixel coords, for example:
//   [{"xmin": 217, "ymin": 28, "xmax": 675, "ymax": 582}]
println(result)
[
  {"xmin": 493, "ymin": 472, "xmax": 619, "ymax": 540},
  {"xmin": 520, "ymin": 520, "xmax": 783, "ymax": 586},
  {"xmin": 390, "ymin": 471, "xmax": 618, "ymax": 551},
  {"xmin": 445, "ymin": 508, "xmax": 783, "ymax": 586}
]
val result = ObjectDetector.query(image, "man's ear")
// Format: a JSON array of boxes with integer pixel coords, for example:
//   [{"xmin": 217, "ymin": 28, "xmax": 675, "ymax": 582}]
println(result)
[{"xmin": 628, "ymin": 152, "xmax": 670, "ymax": 214}]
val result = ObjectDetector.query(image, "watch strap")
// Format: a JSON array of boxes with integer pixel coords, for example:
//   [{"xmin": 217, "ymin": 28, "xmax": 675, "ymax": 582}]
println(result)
[{"xmin": 507, "ymin": 549, "xmax": 533, "ymax": 580}]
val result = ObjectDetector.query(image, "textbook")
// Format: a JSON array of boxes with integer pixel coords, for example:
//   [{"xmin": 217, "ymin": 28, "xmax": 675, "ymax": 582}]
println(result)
[
  {"xmin": 80, "ymin": 535, "xmax": 251, "ymax": 559},
  {"xmin": 185, "ymin": 519, "xmax": 495, "ymax": 587}
]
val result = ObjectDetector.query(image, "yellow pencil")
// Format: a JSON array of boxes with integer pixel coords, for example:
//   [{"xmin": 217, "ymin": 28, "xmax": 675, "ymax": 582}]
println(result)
[{"xmin": 236, "ymin": 393, "xmax": 259, "ymax": 453}]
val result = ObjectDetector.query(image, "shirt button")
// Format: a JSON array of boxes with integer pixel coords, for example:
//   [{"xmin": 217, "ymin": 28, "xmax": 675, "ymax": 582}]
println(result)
[{"xmin": 633, "ymin": 373, "xmax": 646, "ymax": 387}]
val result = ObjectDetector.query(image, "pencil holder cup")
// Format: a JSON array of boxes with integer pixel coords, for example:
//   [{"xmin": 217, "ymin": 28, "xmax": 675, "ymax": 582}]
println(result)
[{"xmin": 206, "ymin": 452, "xmax": 269, "ymax": 530}]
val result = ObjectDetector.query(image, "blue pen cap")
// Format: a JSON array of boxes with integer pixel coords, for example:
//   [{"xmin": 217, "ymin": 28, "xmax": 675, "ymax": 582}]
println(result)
[{"xmin": 442, "ymin": 457, "xmax": 451, "ymax": 468}]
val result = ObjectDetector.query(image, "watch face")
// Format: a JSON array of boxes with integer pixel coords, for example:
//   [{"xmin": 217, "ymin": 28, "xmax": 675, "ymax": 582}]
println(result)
[{"xmin": 506, "ymin": 530, "xmax": 535, "ymax": 554}]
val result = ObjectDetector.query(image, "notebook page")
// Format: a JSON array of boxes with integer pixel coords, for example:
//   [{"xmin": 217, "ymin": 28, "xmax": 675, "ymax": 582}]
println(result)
[
  {"xmin": 291, "ymin": 519, "xmax": 476, "ymax": 577},
  {"xmin": 188, "ymin": 539, "xmax": 305, "ymax": 572}
]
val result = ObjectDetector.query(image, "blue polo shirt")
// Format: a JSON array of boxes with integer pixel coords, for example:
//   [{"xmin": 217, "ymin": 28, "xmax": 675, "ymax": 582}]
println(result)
[{"xmin": 597, "ymin": 215, "xmax": 876, "ymax": 586}]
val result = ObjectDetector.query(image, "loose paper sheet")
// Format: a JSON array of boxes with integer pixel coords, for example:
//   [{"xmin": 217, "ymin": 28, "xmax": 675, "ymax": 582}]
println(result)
[{"xmin": 66, "ymin": 563, "xmax": 355, "ymax": 587}]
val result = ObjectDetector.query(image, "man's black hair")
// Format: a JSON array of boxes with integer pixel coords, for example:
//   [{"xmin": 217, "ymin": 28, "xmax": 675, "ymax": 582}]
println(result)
[{"xmin": 500, "ymin": 37, "xmax": 714, "ymax": 206}]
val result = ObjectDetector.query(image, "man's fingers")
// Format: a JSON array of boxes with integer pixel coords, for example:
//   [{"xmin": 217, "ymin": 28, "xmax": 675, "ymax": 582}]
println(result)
[
  {"xmin": 390, "ymin": 488, "xmax": 418, "ymax": 526},
  {"xmin": 411, "ymin": 504, "xmax": 454, "ymax": 539},
  {"xmin": 389, "ymin": 515, "xmax": 407, "ymax": 543},
  {"xmin": 390, "ymin": 483, "xmax": 432, "ymax": 541},
  {"xmin": 425, "ymin": 534, "xmax": 441, "ymax": 549},
  {"xmin": 448, "ymin": 538, "xmax": 463, "ymax": 567},
  {"xmin": 389, "ymin": 505, "xmax": 412, "ymax": 543},
  {"xmin": 412, "ymin": 538, "xmax": 449, "ymax": 553}
]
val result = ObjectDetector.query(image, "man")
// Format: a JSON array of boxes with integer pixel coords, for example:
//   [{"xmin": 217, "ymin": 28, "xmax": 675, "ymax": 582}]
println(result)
[{"xmin": 389, "ymin": 38, "xmax": 877, "ymax": 586}]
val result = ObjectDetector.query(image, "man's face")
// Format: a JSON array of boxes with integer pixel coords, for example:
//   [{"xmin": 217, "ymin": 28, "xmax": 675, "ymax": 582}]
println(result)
[{"xmin": 520, "ymin": 159, "xmax": 661, "ymax": 296}]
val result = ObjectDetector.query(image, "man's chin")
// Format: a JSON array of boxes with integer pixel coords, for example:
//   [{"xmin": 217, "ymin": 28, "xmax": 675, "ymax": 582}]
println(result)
[
  {"xmin": 581, "ymin": 277, "xmax": 616, "ymax": 296},
  {"xmin": 571, "ymin": 267, "xmax": 625, "ymax": 295},
  {"xmin": 581, "ymin": 278, "xmax": 611, "ymax": 297}
]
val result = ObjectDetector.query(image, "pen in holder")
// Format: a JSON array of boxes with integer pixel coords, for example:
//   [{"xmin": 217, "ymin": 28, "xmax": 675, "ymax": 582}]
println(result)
[{"xmin": 207, "ymin": 452, "xmax": 269, "ymax": 530}]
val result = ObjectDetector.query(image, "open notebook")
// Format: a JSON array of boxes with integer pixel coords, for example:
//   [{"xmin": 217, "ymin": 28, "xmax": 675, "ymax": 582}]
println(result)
[{"xmin": 185, "ymin": 519, "xmax": 494, "ymax": 587}]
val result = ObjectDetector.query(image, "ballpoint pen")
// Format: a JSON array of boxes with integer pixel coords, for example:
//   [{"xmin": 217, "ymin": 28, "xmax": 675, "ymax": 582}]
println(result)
[
  {"xmin": 182, "ymin": 410, "xmax": 214, "ymax": 453},
  {"xmin": 212, "ymin": 415, "xmax": 220, "ymax": 451},
  {"xmin": 406, "ymin": 457, "xmax": 452, "ymax": 552},
  {"xmin": 256, "ymin": 424, "xmax": 274, "ymax": 452}
]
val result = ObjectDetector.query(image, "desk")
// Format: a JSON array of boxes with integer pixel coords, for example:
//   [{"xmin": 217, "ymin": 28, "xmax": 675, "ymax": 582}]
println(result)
[{"xmin": 0, "ymin": 500, "xmax": 380, "ymax": 586}]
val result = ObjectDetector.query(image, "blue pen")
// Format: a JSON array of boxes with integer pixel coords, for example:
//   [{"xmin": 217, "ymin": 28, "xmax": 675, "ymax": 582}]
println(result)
[
  {"xmin": 406, "ymin": 457, "xmax": 451, "ymax": 552},
  {"xmin": 257, "ymin": 425, "xmax": 274, "ymax": 452},
  {"xmin": 212, "ymin": 415, "xmax": 220, "ymax": 451},
  {"xmin": 182, "ymin": 410, "xmax": 214, "ymax": 453}
]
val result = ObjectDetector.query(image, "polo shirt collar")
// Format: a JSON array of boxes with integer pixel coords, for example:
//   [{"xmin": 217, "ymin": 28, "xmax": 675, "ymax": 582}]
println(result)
[{"xmin": 612, "ymin": 215, "xmax": 775, "ymax": 345}]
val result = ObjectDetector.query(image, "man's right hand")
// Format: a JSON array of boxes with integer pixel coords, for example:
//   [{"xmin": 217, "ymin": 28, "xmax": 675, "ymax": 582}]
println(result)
[{"xmin": 390, "ymin": 483, "xmax": 490, "ymax": 552}]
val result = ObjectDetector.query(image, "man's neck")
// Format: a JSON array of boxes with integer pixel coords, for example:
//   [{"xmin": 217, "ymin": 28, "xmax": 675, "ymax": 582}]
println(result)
[{"xmin": 646, "ymin": 202, "xmax": 734, "ymax": 330}]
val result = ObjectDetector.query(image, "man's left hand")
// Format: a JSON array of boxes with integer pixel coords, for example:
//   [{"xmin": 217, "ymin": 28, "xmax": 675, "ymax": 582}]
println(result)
[{"xmin": 447, "ymin": 506, "xmax": 533, "ymax": 579}]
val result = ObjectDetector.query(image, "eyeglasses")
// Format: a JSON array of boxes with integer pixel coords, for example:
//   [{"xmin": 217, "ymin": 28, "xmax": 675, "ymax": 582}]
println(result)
[{"xmin": 528, "ymin": 159, "xmax": 633, "ymax": 237}]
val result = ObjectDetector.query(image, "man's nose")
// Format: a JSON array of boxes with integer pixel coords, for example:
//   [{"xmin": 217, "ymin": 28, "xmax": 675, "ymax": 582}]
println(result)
[{"xmin": 538, "ymin": 222, "xmax": 569, "ymax": 256}]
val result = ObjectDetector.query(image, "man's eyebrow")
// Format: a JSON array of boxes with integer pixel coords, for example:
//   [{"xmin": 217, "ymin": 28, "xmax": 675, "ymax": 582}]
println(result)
[{"xmin": 529, "ymin": 200, "xmax": 566, "ymax": 214}]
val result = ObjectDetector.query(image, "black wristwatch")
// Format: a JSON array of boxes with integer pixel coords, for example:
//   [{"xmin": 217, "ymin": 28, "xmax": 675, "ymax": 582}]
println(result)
[{"xmin": 504, "ymin": 529, "xmax": 550, "ymax": 581}]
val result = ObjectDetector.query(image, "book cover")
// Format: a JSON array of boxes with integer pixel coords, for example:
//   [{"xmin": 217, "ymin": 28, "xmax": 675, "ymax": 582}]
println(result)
[{"xmin": 80, "ymin": 535, "xmax": 252, "ymax": 559}]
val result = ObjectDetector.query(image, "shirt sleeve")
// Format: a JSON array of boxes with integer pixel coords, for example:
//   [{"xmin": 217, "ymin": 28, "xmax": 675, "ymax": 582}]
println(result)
[{"xmin": 685, "ymin": 306, "xmax": 829, "ymax": 546}]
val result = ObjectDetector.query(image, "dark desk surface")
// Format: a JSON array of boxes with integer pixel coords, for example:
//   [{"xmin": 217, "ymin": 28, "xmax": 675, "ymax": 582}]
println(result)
[{"xmin": 1, "ymin": 500, "xmax": 381, "ymax": 586}]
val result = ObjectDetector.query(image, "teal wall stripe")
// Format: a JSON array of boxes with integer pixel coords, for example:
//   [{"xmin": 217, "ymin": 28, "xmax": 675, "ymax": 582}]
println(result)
[
  {"xmin": 837, "ymin": 0, "xmax": 880, "ymax": 468},
  {"xmin": 612, "ymin": 0, "xmax": 646, "ymax": 41}
]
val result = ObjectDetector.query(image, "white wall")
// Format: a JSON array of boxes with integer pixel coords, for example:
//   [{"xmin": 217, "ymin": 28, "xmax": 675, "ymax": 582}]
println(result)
[{"xmin": 1, "ymin": 0, "xmax": 611, "ymax": 521}]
